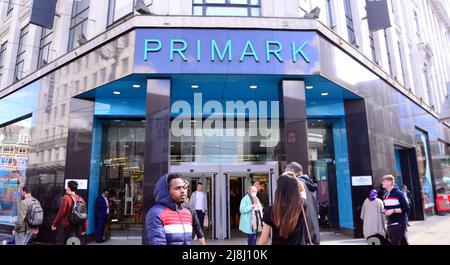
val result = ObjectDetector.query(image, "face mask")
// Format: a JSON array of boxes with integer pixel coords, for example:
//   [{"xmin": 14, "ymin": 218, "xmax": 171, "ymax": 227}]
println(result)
[{"xmin": 251, "ymin": 192, "xmax": 257, "ymax": 197}]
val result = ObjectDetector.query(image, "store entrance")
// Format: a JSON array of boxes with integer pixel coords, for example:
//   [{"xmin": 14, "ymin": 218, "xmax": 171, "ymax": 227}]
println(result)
[
  {"xmin": 307, "ymin": 119, "xmax": 340, "ymax": 231},
  {"xmin": 99, "ymin": 120, "xmax": 145, "ymax": 240},
  {"xmin": 225, "ymin": 172, "xmax": 271, "ymax": 239},
  {"xmin": 170, "ymin": 162, "xmax": 277, "ymax": 241}
]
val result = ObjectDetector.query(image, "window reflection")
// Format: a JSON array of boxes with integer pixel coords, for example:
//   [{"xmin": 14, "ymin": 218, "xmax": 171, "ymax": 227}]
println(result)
[
  {"xmin": 437, "ymin": 141, "xmax": 450, "ymax": 195},
  {"xmin": 415, "ymin": 129, "xmax": 435, "ymax": 215},
  {"xmin": 170, "ymin": 118, "xmax": 278, "ymax": 163},
  {"xmin": 0, "ymin": 117, "xmax": 32, "ymax": 225}
]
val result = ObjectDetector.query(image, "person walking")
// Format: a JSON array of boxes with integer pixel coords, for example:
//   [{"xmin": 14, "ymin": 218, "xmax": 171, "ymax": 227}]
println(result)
[
  {"xmin": 95, "ymin": 188, "xmax": 110, "ymax": 243},
  {"xmin": 239, "ymin": 186, "xmax": 263, "ymax": 245},
  {"xmin": 12, "ymin": 186, "xmax": 41, "ymax": 245},
  {"xmin": 190, "ymin": 182, "xmax": 208, "ymax": 229},
  {"xmin": 146, "ymin": 173, "xmax": 193, "ymax": 245},
  {"xmin": 382, "ymin": 175, "xmax": 410, "ymax": 245},
  {"xmin": 51, "ymin": 181, "xmax": 88, "ymax": 245},
  {"xmin": 285, "ymin": 162, "xmax": 320, "ymax": 245},
  {"xmin": 360, "ymin": 189, "xmax": 386, "ymax": 241},
  {"xmin": 259, "ymin": 174, "xmax": 309, "ymax": 245},
  {"xmin": 401, "ymin": 185, "xmax": 413, "ymax": 226}
]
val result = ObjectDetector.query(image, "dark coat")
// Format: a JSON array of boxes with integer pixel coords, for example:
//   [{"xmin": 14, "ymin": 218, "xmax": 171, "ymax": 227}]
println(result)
[
  {"xmin": 146, "ymin": 174, "xmax": 193, "ymax": 245},
  {"xmin": 298, "ymin": 175, "xmax": 321, "ymax": 245},
  {"xmin": 95, "ymin": 195, "xmax": 109, "ymax": 219}
]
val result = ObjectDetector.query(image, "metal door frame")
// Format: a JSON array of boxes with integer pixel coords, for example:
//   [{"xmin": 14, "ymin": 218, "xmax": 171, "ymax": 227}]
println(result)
[{"xmin": 170, "ymin": 161, "xmax": 279, "ymax": 240}]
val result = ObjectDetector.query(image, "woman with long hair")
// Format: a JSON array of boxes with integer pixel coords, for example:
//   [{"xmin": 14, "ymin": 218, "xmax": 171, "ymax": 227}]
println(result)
[{"xmin": 258, "ymin": 174, "xmax": 309, "ymax": 245}]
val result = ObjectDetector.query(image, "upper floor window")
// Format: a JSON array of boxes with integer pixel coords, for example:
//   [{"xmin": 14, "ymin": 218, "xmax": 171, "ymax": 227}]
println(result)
[
  {"xmin": 14, "ymin": 25, "xmax": 29, "ymax": 82},
  {"xmin": 193, "ymin": 0, "xmax": 261, "ymax": 17},
  {"xmin": 0, "ymin": 42, "xmax": 6, "ymax": 82},
  {"xmin": 343, "ymin": 0, "xmax": 356, "ymax": 45},
  {"xmin": 414, "ymin": 11, "xmax": 421, "ymax": 37},
  {"xmin": 19, "ymin": 134, "xmax": 30, "ymax": 144},
  {"xmin": 397, "ymin": 41, "xmax": 407, "ymax": 85},
  {"xmin": 68, "ymin": 0, "xmax": 90, "ymax": 51},
  {"xmin": 369, "ymin": 31, "xmax": 376, "ymax": 62},
  {"xmin": 7, "ymin": 0, "xmax": 13, "ymax": 15},
  {"xmin": 107, "ymin": 0, "xmax": 134, "ymax": 26},
  {"xmin": 325, "ymin": 0, "xmax": 334, "ymax": 28},
  {"xmin": 384, "ymin": 29, "xmax": 393, "ymax": 76},
  {"xmin": 37, "ymin": 27, "xmax": 53, "ymax": 68}
]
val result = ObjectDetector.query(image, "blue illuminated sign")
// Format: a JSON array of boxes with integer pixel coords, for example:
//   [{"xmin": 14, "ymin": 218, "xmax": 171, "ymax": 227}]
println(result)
[
  {"xmin": 134, "ymin": 29, "xmax": 319, "ymax": 75},
  {"xmin": 143, "ymin": 38, "xmax": 310, "ymax": 63}
]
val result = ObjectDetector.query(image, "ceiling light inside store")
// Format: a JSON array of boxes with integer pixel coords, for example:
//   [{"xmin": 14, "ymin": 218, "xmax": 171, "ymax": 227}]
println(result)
[
  {"xmin": 132, "ymin": 84, "xmax": 141, "ymax": 88},
  {"xmin": 321, "ymin": 92, "xmax": 329, "ymax": 96},
  {"xmin": 306, "ymin": 85, "xmax": 314, "ymax": 90},
  {"xmin": 113, "ymin": 91, "xmax": 121, "ymax": 95},
  {"xmin": 191, "ymin": 85, "xmax": 199, "ymax": 89},
  {"xmin": 249, "ymin": 85, "xmax": 258, "ymax": 89}
]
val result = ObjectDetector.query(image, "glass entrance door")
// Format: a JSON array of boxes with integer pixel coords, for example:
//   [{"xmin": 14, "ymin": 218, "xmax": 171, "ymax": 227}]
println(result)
[
  {"xmin": 184, "ymin": 174, "xmax": 215, "ymax": 240},
  {"xmin": 225, "ymin": 172, "xmax": 271, "ymax": 239},
  {"xmin": 307, "ymin": 119, "xmax": 339, "ymax": 231},
  {"xmin": 170, "ymin": 162, "xmax": 277, "ymax": 241},
  {"xmin": 225, "ymin": 174, "xmax": 246, "ymax": 239},
  {"xmin": 99, "ymin": 120, "xmax": 145, "ymax": 239}
]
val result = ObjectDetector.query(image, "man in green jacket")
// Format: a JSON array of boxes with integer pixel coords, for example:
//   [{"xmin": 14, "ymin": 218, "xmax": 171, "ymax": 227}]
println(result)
[{"xmin": 12, "ymin": 186, "xmax": 39, "ymax": 245}]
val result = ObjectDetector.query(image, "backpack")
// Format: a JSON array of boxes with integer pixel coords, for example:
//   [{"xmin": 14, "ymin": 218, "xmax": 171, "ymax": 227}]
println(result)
[
  {"xmin": 68, "ymin": 195, "xmax": 87, "ymax": 226},
  {"xmin": 26, "ymin": 198, "xmax": 44, "ymax": 227}
]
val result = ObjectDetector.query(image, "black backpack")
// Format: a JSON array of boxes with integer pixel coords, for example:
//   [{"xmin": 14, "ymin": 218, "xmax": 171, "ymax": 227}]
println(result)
[{"xmin": 68, "ymin": 195, "xmax": 87, "ymax": 226}]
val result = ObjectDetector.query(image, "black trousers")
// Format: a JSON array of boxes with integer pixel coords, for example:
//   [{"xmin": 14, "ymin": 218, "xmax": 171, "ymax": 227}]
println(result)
[
  {"xmin": 95, "ymin": 217, "xmax": 107, "ymax": 242},
  {"xmin": 196, "ymin": 210, "xmax": 205, "ymax": 228},
  {"xmin": 387, "ymin": 224, "xmax": 408, "ymax": 245}
]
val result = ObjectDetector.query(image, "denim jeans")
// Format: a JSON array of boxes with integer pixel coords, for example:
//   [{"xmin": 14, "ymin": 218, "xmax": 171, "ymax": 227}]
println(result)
[{"xmin": 247, "ymin": 233, "xmax": 257, "ymax": 245}]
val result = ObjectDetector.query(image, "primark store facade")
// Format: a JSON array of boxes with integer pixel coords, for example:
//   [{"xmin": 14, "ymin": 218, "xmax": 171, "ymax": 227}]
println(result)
[{"xmin": 1, "ymin": 16, "xmax": 449, "ymax": 243}]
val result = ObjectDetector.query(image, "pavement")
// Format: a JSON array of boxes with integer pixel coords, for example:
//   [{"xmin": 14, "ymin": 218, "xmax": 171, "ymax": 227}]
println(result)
[
  {"xmin": 2, "ymin": 214, "xmax": 448, "ymax": 245},
  {"xmin": 88, "ymin": 214, "xmax": 450, "ymax": 245},
  {"xmin": 407, "ymin": 214, "xmax": 450, "ymax": 245}
]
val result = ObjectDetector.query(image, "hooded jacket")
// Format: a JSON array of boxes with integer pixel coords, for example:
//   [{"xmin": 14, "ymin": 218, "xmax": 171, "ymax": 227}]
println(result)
[
  {"xmin": 146, "ymin": 174, "xmax": 193, "ymax": 245},
  {"xmin": 298, "ymin": 174, "xmax": 320, "ymax": 245}
]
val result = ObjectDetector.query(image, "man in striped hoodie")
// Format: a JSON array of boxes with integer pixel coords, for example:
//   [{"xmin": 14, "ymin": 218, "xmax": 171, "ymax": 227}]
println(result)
[
  {"xmin": 382, "ymin": 175, "xmax": 410, "ymax": 245},
  {"xmin": 146, "ymin": 173, "xmax": 193, "ymax": 245}
]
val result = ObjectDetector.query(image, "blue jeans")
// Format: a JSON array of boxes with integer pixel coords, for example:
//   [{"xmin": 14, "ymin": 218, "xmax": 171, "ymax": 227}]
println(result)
[{"xmin": 247, "ymin": 233, "xmax": 257, "ymax": 245}]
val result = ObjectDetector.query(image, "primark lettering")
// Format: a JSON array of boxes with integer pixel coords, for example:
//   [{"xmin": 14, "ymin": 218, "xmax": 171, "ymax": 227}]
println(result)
[{"xmin": 144, "ymin": 38, "xmax": 311, "ymax": 63}]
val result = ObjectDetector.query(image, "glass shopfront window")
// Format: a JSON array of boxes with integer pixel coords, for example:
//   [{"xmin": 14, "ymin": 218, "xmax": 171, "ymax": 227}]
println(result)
[
  {"xmin": 437, "ymin": 141, "xmax": 450, "ymax": 195},
  {"xmin": 415, "ymin": 128, "xmax": 435, "ymax": 215},
  {"xmin": 170, "ymin": 75, "xmax": 280, "ymax": 163},
  {"xmin": 0, "ymin": 117, "xmax": 32, "ymax": 225}
]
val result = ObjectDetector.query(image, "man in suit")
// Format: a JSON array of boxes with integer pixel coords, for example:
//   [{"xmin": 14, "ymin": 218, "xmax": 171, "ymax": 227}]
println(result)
[{"xmin": 95, "ymin": 188, "xmax": 110, "ymax": 243}]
